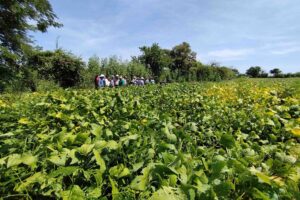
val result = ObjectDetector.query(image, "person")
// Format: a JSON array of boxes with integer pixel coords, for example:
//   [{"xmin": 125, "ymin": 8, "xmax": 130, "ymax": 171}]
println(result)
[
  {"xmin": 98, "ymin": 74, "xmax": 106, "ymax": 88},
  {"xmin": 131, "ymin": 76, "xmax": 137, "ymax": 85},
  {"xmin": 150, "ymin": 78, "xmax": 155, "ymax": 84},
  {"xmin": 94, "ymin": 75, "xmax": 100, "ymax": 89},
  {"xmin": 123, "ymin": 76, "xmax": 127, "ymax": 86},
  {"xmin": 140, "ymin": 77, "xmax": 145, "ymax": 86},
  {"xmin": 114, "ymin": 75, "xmax": 120, "ymax": 87},
  {"xmin": 110, "ymin": 75, "xmax": 115, "ymax": 87},
  {"xmin": 105, "ymin": 75, "xmax": 110, "ymax": 86},
  {"xmin": 119, "ymin": 76, "xmax": 125, "ymax": 86},
  {"xmin": 145, "ymin": 78, "xmax": 150, "ymax": 85}
]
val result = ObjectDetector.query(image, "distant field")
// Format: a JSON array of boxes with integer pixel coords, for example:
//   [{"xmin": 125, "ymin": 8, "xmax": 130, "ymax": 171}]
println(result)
[{"xmin": 0, "ymin": 78, "xmax": 299, "ymax": 199}]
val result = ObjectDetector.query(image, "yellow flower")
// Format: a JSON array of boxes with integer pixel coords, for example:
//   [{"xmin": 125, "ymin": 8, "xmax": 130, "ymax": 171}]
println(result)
[{"xmin": 291, "ymin": 128, "xmax": 300, "ymax": 137}]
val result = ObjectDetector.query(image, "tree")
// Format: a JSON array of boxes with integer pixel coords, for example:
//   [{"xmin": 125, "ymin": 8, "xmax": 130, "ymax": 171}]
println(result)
[
  {"xmin": 170, "ymin": 42, "xmax": 197, "ymax": 78},
  {"xmin": 28, "ymin": 49, "xmax": 85, "ymax": 88},
  {"xmin": 270, "ymin": 68, "xmax": 282, "ymax": 77},
  {"xmin": 139, "ymin": 43, "xmax": 172, "ymax": 80},
  {"xmin": 0, "ymin": 0, "xmax": 61, "ymax": 91},
  {"xmin": 246, "ymin": 66, "xmax": 262, "ymax": 78},
  {"xmin": 0, "ymin": 0, "xmax": 61, "ymax": 54},
  {"xmin": 88, "ymin": 55, "xmax": 101, "ymax": 73}
]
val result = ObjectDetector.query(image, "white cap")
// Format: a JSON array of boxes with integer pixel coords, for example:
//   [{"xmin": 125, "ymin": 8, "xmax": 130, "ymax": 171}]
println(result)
[{"xmin": 100, "ymin": 74, "xmax": 105, "ymax": 77}]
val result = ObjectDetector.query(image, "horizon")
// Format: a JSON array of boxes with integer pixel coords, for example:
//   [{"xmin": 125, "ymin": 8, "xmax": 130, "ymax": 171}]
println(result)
[{"xmin": 31, "ymin": 0, "xmax": 300, "ymax": 73}]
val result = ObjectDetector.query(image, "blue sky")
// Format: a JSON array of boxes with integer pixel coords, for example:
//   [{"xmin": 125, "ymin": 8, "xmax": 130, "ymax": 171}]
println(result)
[{"xmin": 32, "ymin": 0, "xmax": 300, "ymax": 73}]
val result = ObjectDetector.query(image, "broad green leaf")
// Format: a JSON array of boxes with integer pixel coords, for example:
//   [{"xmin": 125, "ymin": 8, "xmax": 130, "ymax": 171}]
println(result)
[
  {"xmin": 252, "ymin": 188, "xmax": 271, "ymax": 200},
  {"xmin": 93, "ymin": 149, "xmax": 106, "ymax": 173},
  {"xmin": 130, "ymin": 165, "xmax": 152, "ymax": 191},
  {"xmin": 220, "ymin": 134, "xmax": 235, "ymax": 149},
  {"xmin": 78, "ymin": 144, "xmax": 95, "ymax": 155},
  {"xmin": 61, "ymin": 185, "xmax": 85, "ymax": 200},
  {"xmin": 162, "ymin": 127, "xmax": 177, "ymax": 143},
  {"xmin": 49, "ymin": 166, "xmax": 79, "ymax": 178},
  {"xmin": 105, "ymin": 140, "xmax": 119, "ymax": 150},
  {"xmin": 15, "ymin": 172, "xmax": 45, "ymax": 192},
  {"xmin": 21, "ymin": 153, "xmax": 37, "ymax": 168},
  {"xmin": 109, "ymin": 164, "xmax": 130, "ymax": 179},
  {"xmin": 91, "ymin": 123, "xmax": 102, "ymax": 137},
  {"xmin": 250, "ymin": 167, "xmax": 271, "ymax": 185},
  {"xmin": 130, "ymin": 175, "xmax": 148, "ymax": 191},
  {"xmin": 149, "ymin": 186, "xmax": 187, "ymax": 200},
  {"xmin": 132, "ymin": 162, "xmax": 144, "ymax": 172},
  {"xmin": 48, "ymin": 154, "xmax": 67, "ymax": 166},
  {"xmin": 18, "ymin": 117, "xmax": 30, "ymax": 124},
  {"xmin": 87, "ymin": 187, "xmax": 102, "ymax": 199},
  {"xmin": 7, "ymin": 154, "xmax": 22, "ymax": 168},
  {"xmin": 109, "ymin": 176, "xmax": 119, "ymax": 196}
]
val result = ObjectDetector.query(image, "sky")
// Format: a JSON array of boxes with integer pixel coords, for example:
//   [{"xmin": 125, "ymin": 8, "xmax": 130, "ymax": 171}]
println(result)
[{"xmin": 32, "ymin": 0, "xmax": 300, "ymax": 73}]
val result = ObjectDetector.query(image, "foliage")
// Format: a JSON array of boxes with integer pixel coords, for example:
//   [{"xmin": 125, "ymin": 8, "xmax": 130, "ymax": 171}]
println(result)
[
  {"xmin": 270, "ymin": 68, "xmax": 282, "ymax": 77},
  {"xmin": 246, "ymin": 66, "xmax": 263, "ymax": 77},
  {"xmin": 170, "ymin": 42, "xmax": 197, "ymax": 78},
  {"xmin": 139, "ymin": 43, "xmax": 172, "ymax": 80},
  {"xmin": 0, "ymin": 78, "xmax": 299, "ymax": 199},
  {"xmin": 0, "ymin": 0, "xmax": 61, "ymax": 91},
  {"xmin": 28, "ymin": 49, "xmax": 85, "ymax": 88}
]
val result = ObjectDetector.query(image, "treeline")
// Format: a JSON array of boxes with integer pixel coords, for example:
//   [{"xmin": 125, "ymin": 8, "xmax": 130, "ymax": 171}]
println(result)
[
  {"xmin": 0, "ymin": 42, "xmax": 238, "ymax": 92},
  {"xmin": 245, "ymin": 66, "xmax": 300, "ymax": 78}
]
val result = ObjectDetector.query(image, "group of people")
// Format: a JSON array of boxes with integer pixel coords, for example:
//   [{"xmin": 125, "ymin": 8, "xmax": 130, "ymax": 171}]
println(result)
[{"xmin": 94, "ymin": 74, "xmax": 155, "ymax": 89}]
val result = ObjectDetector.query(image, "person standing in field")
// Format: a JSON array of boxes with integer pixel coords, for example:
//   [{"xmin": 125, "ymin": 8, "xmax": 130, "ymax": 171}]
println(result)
[
  {"xmin": 145, "ymin": 78, "xmax": 150, "ymax": 85},
  {"xmin": 110, "ymin": 75, "xmax": 115, "ymax": 87},
  {"xmin": 119, "ymin": 76, "xmax": 127, "ymax": 86},
  {"xmin": 123, "ymin": 76, "xmax": 127, "ymax": 86},
  {"xmin": 105, "ymin": 75, "xmax": 110, "ymax": 86},
  {"xmin": 95, "ymin": 75, "xmax": 100, "ymax": 89},
  {"xmin": 114, "ymin": 75, "xmax": 120, "ymax": 87},
  {"xmin": 98, "ymin": 74, "xmax": 106, "ymax": 88}
]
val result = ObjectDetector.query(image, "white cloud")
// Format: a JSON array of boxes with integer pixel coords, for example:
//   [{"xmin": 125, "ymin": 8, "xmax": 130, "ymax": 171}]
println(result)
[
  {"xmin": 270, "ymin": 47, "xmax": 300, "ymax": 55},
  {"xmin": 206, "ymin": 48, "xmax": 255, "ymax": 61}
]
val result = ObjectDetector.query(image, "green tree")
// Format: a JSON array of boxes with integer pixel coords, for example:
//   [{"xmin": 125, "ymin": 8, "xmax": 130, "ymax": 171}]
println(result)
[
  {"xmin": 0, "ymin": 0, "xmax": 61, "ymax": 54},
  {"xmin": 170, "ymin": 42, "xmax": 197, "ymax": 78},
  {"xmin": 246, "ymin": 66, "xmax": 262, "ymax": 78},
  {"xmin": 88, "ymin": 55, "xmax": 101, "ymax": 73},
  {"xmin": 139, "ymin": 43, "xmax": 172, "ymax": 80},
  {"xmin": 270, "ymin": 68, "xmax": 282, "ymax": 77},
  {"xmin": 28, "ymin": 49, "xmax": 85, "ymax": 88},
  {"xmin": 0, "ymin": 0, "xmax": 61, "ymax": 91}
]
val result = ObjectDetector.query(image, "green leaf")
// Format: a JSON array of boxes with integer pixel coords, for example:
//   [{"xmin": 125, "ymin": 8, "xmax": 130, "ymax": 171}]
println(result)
[
  {"xmin": 93, "ymin": 149, "xmax": 106, "ymax": 173},
  {"xmin": 109, "ymin": 164, "xmax": 130, "ymax": 179},
  {"xmin": 15, "ymin": 172, "xmax": 46, "ymax": 192},
  {"xmin": 49, "ymin": 166, "xmax": 79, "ymax": 178},
  {"xmin": 109, "ymin": 176, "xmax": 119, "ymax": 196},
  {"xmin": 130, "ymin": 165, "xmax": 152, "ymax": 191},
  {"xmin": 91, "ymin": 123, "xmax": 102, "ymax": 137},
  {"xmin": 21, "ymin": 153, "xmax": 38, "ymax": 168},
  {"xmin": 78, "ymin": 144, "xmax": 95, "ymax": 155},
  {"xmin": 149, "ymin": 186, "xmax": 187, "ymax": 200},
  {"xmin": 61, "ymin": 185, "xmax": 85, "ymax": 200},
  {"xmin": 220, "ymin": 134, "xmax": 235, "ymax": 149},
  {"xmin": 162, "ymin": 126, "xmax": 177, "ymax": 143},
  {"xmin": 250, "ymin": 167, "xmax": 271, "ymax": 185},
  {"xmin": 87, "ymin": 187, "xmax": 102, "ymax": 199},
  {"xmin": 7, "ymin": 154, "xmax": 22, "ymax": 168},
  {"xmin": 48, "ymin": 154, "xmax": 67, "ymax": 166},
  {"xmin": 105, "ymin": 140, "xmax": 119, "ymax": 150},
  {"xmin": 252, "ymin": 188, "xmax": 271, "ymax": 200}
]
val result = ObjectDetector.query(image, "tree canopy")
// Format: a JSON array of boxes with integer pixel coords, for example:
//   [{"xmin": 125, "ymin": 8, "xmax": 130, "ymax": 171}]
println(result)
[{"xmin": 0, "ymin": 0, "xmax": 61, "ymax": 55}]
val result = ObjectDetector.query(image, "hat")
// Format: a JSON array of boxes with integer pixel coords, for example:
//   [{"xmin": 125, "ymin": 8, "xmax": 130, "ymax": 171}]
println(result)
[
  {"xmin": 100, "ymin": 74, "xmax": 105, "ymax": 77},
  {"xmin": 141, "ymin": 77, "xmax": 144, "ymax": 79}
]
